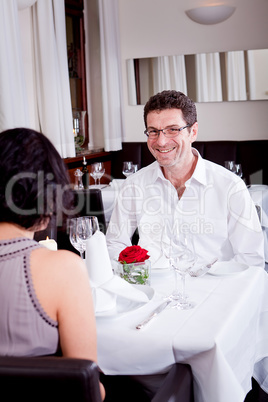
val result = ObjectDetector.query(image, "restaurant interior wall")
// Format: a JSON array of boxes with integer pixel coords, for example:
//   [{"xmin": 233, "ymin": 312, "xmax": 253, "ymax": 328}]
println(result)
[
  {"xmin": 118, "ymin": 0, "xmax": 268, "ymax": 143},
  {"xmin": 17, "ymin": 0, "xmax": 268, "ymax": 147}
]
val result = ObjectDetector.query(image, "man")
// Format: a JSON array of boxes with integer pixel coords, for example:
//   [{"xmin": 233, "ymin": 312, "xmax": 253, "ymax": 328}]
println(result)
[{"xmin": 106, "ymin": 90, "xmax": 264, "ymax": 269}]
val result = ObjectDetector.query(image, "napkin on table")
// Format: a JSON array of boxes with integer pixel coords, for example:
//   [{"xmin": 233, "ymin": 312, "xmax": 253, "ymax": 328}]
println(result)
[{"xmin": 85, "ymin": 231, "xmax": 149, "ymax": 313}]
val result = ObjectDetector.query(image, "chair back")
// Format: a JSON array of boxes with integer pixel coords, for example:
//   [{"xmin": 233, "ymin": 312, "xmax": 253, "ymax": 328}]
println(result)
[
  {"xmin": 72, "ymin": 189, "xmax": 107, "ymax": 234},
  {"xmin": 0, "ymin": 356, "xmax": 102, "ymax": 402}
]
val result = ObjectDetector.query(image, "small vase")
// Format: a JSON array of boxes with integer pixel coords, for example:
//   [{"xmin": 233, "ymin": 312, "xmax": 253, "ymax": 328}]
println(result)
[{"xmin": 116, "ymin": 260, "xmax": 151, "ymax": 286}]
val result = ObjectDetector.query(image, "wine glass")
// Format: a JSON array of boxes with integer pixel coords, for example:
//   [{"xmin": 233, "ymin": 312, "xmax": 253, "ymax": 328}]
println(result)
[
  {"xmin": 235, "ymin": 164, "xmax": 243, "ymax": 178},
  {"xmin": 224, "ymin": 161, "xmax": 236, "ymax": 173},
  {"xmin": 68, "ymin": 218, "xmax": 85, "ymax": 258},
  {"xmin": 170, "ymin": 231, "xmax": 196, "ymax": 310},
  {"xmin": 76, "ymin": 216, "xmax": 99, "ymax": 256},
  {"xmin": 122, "ymin": 161, "xmax": 135, "ymax": 178},
  {"xmin": 161, "ymin": 229, "xmax": 182, "ymax": 301},
  {"xmin": 90, "ymin": 162, "xmax": 105, "ymax": 185}
]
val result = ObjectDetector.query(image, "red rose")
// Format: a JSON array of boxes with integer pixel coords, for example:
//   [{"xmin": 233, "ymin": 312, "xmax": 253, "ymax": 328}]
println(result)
[{"xmin": 118, "ymin": 245, "xmax": 150, "ymax": 264}]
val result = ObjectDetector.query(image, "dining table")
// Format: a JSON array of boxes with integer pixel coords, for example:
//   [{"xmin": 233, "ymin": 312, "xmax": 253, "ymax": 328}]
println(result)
[{"xmin": 95, "ymin": 263, "xmax": 268, "ymax": 402}]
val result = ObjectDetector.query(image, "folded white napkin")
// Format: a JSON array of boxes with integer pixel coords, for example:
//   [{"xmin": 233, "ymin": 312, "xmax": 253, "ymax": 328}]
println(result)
[
  {"xmin": 85, "ymin": 231, "xmax": 149, "ymax": 313},
  {"xmin": 86, "ymin": 231, "xmax": 114, "ymax": 286},
  {"xmin": 85, "ymin": 231, "xmax": 116, "ymax": 312}
]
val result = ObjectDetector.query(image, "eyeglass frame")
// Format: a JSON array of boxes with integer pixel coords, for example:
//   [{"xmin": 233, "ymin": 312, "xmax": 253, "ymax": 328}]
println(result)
[{"xmin": 144, "ymin": 124, "xmax": 191, "ymax": 139}]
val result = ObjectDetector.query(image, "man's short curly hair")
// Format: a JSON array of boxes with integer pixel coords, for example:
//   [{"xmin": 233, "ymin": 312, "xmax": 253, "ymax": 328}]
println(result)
[
  {"xmin": 0, "ymin": 128, "xmax": 73, "ymax": 230},
  {"xmin": 143, "ymin": 90, "xmax": 197, "ymax": 128}
]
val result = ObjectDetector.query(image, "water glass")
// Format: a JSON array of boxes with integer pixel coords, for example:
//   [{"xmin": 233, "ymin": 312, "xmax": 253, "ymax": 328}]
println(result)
[
  {"xmin": 122, "ymin": 161, "xmax": 135, "ymax": 177},
  {"xmin": 76, "ymin": 216, "xmax": 99, "ymax": 251},
  {"xmin": 169, "ymin": 231, "xmax": 196, "ymax": 310},
  {"xmin": 224, "ymin": 161, "xmax": 236, "ymax": 172},
  {"xmin": 235, "ymin": 164, "xmax": 243, "ymax": 178},
  {"xmin": 90, "ymin": 162, "xmax": 105, "ymax": 185},
  {"xmin": 68, "ymin": 218, "xmax": 85, "ymax": 258}
]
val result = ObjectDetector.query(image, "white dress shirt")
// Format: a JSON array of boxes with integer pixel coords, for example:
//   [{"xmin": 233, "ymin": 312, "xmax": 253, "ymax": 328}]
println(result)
[{"xmin": 106, "ymin": 149, "xmax": 264, "ymax": 269}]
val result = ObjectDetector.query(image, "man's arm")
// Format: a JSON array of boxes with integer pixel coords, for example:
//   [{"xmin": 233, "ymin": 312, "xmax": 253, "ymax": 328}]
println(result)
[{"xmin": 228, "ymin": 181, "xmax": 265, "ymax": 268}]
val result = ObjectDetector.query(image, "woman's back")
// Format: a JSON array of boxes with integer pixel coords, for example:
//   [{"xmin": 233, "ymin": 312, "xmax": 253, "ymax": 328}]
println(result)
[{"xmin": 0, "ymin": 237, "xmax": 59, "ymax": 356}]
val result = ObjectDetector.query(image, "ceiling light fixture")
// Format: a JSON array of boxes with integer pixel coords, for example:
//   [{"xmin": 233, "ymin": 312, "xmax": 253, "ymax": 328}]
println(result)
[{"xmin": 185, "ymin": 5, "xmax": 236, "ymax": 25}]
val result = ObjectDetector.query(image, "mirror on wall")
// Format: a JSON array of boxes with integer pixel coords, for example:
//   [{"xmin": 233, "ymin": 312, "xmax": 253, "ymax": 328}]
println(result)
[{"xmin": 127, "ymin": 49, "xmax": 268, "ymax": 105}]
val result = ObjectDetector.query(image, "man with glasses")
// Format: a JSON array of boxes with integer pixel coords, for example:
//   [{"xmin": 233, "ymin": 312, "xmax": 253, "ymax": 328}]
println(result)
[{"xmin": 106, "ymin": 90, "xmax": 264, "ymax": 269}]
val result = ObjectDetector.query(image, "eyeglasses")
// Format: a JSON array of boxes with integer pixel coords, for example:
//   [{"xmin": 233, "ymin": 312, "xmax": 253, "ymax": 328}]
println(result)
[{"xmin": 144, "ymin": 125, "xmax": 191, "ymax": 139}]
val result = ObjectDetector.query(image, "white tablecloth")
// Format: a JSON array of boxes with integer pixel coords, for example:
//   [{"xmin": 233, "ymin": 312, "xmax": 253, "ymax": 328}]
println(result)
[{"xmin": 96, "ymin": 266, "xmax": 268, "ymax": 402}]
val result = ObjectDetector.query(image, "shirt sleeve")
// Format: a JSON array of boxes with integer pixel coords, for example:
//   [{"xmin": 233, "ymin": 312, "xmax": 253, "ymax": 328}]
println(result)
[{"xmin": 227, "ymin": 180, "xmax": 265, "ymax": 268}]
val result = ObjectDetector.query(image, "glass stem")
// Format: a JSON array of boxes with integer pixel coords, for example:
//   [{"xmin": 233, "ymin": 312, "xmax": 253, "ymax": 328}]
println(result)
[
  {"xmin": 173, "ymin": 270, "xmax": 180, "ymax": 298},
  {"xmin": 181, "ymin": 273, "xmax": 186, "ymax": 300},
  {"xmin": 80, "ymin": 250, "xmax": 85, "ymax": 259}
]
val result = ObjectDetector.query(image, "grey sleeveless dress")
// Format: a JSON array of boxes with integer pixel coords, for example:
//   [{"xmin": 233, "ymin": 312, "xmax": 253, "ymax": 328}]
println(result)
[{"xmin": 0, "ymin": 237, "xmax": 59, "ymax": 356}]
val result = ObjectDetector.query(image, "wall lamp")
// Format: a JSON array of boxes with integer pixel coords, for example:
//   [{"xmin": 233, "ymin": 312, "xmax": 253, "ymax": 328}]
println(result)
[{"xmin": 185, "ymin": 5, "xmax": 236, "ymax": 25}]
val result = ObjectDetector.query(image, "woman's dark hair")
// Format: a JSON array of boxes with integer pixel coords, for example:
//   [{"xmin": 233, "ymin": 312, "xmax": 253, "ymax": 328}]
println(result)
[
  {"xmin": 143, "ymin": 90, "xmax": 197, "ymax": 128},
  {"xmin": 0, "ymin": 128, "xmax": 73, "ymax": 230}
]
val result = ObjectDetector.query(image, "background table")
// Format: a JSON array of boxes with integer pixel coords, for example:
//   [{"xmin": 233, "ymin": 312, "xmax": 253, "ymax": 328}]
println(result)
[
  {"xmin": 92, "ymin": 181, "xmax": 124, "ymax": 224},
  {"xmin": 96, "ymin": 265, "xmax": 268, "ymax": 402}
]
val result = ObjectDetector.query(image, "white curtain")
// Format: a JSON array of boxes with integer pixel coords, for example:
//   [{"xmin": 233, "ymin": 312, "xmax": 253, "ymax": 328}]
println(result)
[
  {"xmin": 170, "ymin": 55, "xmax": 187, "ymax": 94},
  {"xmin": 152, "ymin": 55, "xmax": 187, "ymax": 95},
  {"xmin": 126, "ymin": 59, "xmax": 137, "ymax": 106},
  {"xmin": 247, "ymin": 50, "xmax": 257, "ymax": 100},
  {"xmin": 195, "ymin": 53, "xmax": 222, "ymax": 102},
  {"xmin": 0, "ymin": 0, "xmax": 30, "ymax": 131},
  {"xmin": 0, "ymin": 0, "xmax": 75, "ymax": 157},
  {"xmin": 32, "ymin": 0, "xmax": 75, "ymax": 157},
  {"xmin": 98, "ymin": 0, "xmax": 125, "ymax": 150},
  {"xmin": 153, "ymin": 56, "xmax": 171, "ymax": 91},
  {"xmin": 226, "ymin": 51, "xmax": 247, "ymax": 101}
]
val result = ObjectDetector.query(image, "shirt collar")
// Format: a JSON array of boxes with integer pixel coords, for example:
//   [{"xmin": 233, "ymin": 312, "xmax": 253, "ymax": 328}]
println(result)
[
  {"xmin": 151, "ymin": 148, "xmax": 207, "ymax": 186},
  {"xmin": 189, "ymin": 148, "xmax": 207, "ymax": 186}
]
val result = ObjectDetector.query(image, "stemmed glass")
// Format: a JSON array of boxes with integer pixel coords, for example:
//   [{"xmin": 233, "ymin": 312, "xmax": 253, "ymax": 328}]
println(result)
[
  {"xmin": 224, "ymin": 161, "xmax": 236, "ymax": 173},
  {"xmin": 69, "ymin": 216, "xmax": 99, "ymax": 258},
  {"xmin": 76, "ymin": 216, "xmax": 99, "ymax": 256},
  {"xmin": 122, "ymin": 161, "xmax": 135, "ymax": 178},
  {"xmin": 169, "ymin": 231, "xmax": 196, "ymax": 310},
  {"xmin": 90, "ymin": 162, "xmax": 105, "ymax": 185},
  {"xmin": 235, "ymin": 164, "xmax": 243, "ymax": 178},
  {"xmin": 69, "ymin": 218, "xmax": 85, "ymax": 258},
  {"xmin": 161, "ymin": 229, "xmax": 182, "ymax": 301}
]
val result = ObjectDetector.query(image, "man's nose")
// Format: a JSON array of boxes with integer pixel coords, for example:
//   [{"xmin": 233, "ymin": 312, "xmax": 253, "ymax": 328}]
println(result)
[{"xmin": 156, "ymin": 130, "xmax": 169, "ymax": 145}]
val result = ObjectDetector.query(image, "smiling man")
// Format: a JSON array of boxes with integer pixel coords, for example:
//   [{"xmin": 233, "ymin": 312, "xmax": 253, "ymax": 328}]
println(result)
[{"xmin": 106, "ymin": 90, "xmax": 264, "ymax": 269}]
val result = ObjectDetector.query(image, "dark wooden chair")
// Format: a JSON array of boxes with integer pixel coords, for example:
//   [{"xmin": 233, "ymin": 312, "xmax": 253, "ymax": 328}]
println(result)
[{"xmin": 0, "ymin": 355, "xmax": 102, "ymax": 402}]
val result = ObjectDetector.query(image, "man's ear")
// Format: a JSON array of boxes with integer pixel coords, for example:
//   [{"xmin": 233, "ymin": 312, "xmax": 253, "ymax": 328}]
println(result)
[{"xmin": 190, "ymin": 122, "xmax": 198, "ymax": 144}]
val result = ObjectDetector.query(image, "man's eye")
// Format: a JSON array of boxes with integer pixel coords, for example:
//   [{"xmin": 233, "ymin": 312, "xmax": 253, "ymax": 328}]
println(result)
[{"xmin": 149, "ymin": 130, "xmax": 158, "ymax": 134}]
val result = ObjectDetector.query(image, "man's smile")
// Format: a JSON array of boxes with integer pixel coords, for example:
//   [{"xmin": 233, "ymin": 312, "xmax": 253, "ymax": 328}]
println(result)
[{"xmin": 156, "ymin": 146, "xmax": 176, "ymax": 153}]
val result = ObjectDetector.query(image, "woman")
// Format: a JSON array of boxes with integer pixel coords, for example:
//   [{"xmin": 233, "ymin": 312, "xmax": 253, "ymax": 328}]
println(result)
[{"xmin": 0, "ymin": 128, "xmax": 105, "ymax": 399}]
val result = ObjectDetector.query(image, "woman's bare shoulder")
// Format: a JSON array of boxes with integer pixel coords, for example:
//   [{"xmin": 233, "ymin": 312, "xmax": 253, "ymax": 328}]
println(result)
[{"xmin": 31, "ymin": 248, "xmax": 88, "ymax": 278}]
